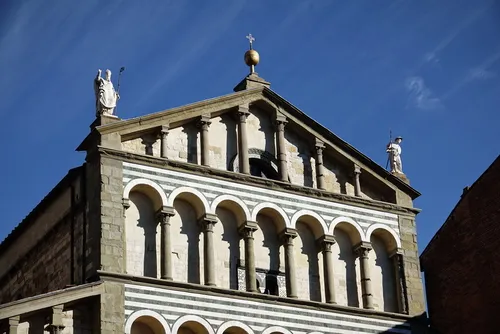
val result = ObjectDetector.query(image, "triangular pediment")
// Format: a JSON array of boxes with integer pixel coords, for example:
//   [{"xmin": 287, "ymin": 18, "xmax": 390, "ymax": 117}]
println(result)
[{"xmin": 78, "ymin": 86, "xmax": 419, "ymax": 201}]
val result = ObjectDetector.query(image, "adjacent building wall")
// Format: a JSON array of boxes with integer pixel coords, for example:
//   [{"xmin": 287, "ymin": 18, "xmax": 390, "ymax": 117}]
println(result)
[
  {"xmin": 421, "ymin": 156, "xmax": 500, "ymax": 333},
  {"xmin": 0, "ymin": 169, "xmax": 85, "ymax": 304}
]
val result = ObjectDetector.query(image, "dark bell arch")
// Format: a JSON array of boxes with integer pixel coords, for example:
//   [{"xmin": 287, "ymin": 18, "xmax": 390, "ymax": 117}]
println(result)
[{"xmin": 229, "ymin": 148, "xmax": 290, "ymax": 181}]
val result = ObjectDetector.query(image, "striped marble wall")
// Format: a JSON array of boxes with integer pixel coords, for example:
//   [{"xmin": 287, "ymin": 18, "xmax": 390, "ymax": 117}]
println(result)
[
  {"xmin": 123, "ymin": 284, "xmax": 412, "ymax": 334},
  {"xmin": 122, "ymin": 162, "xmax": 402, "ymax": 245}
]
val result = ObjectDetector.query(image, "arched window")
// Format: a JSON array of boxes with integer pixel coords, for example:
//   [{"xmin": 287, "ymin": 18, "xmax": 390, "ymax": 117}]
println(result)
[
  {"xmin": 230, "ymin": 148, "xmax": 283, "ymax": 181},
  {"xmin": 249, "ymin": 158, "xmax": 279, "ymax": 180}
]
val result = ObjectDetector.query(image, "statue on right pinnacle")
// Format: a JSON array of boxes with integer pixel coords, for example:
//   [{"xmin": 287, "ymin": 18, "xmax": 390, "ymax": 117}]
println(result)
[{"xmin": 387, "ymin": 136, "xmax": 404, "ymax": 174}]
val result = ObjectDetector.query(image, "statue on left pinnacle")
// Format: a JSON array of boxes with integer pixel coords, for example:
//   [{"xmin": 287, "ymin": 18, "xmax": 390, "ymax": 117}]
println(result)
[{"xmin": 94, "ymin": 69, "xmax": 120, "ymax": 117}]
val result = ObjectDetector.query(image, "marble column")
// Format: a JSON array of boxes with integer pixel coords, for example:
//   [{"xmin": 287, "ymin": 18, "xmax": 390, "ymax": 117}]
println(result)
[
  {"xmin": 200, "ymin": 213, "xmax": 218, "ymax": 286},
  {"xmin": 237, "ymin": 105, "xmax": 250, "ymax": 174},
  {"xmin": 141, "ymin": 135, "xmax": 155, "ymax": 156},
  {"xmin": 44, "ymin": 305, "xmax": 65, "ymax": 334},
  {"xmin": 160, "ymin": 125, "xmax": 169, "ymax": 158},
  {"xmin": 390, "ymin": 249, "xmax": 409, "ymax": 314},
  {"xmin": 8, "ymin": 316, "xmax": 19, "ymax": 334},
  {"xmin": 280, "ymin": 228, "xmax": 298, "ymax": 298},
  {"xmin": 275, "ymin": 115, "xmax": 288, "ymax": 182},
  {"xmin": 354, "ymin": 164, "xmax": 362, "ymax": 197},
  {"xmin": 354, "ymin": 242, "xmax": 374, "ymax": 309},
  {"xmin": 318, "ymin": 235, "xmax": 336, "ymax": 304},
  {"xmin": 315, "ymin": 139, "xmax": 326, "ymax": 190},
  {"xmin": 158, "ymin": 206, "xmax": 175, "ymax": 280},
  {"xmin": 239, "ymin": 221, "xmax": 258, "ymax": 292},
  {"xmin": 198, "ymin": 115, "xmax": 211, "ymax": 166}
]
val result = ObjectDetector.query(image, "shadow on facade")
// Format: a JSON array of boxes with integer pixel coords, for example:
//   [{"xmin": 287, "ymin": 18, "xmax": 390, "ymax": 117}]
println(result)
[
  {"xmin": 183, "ymin": 125, "xmax": 199, "ymax": 164},
  {"xmin": 335, "ymin": 229, "xmax": 359, "ymax": 307},
  {"xmin": 257, "ymin": 215, "xmax": 281, "ymax": 272},
  {"xmin": 217, "ymin": 207, "xmax": 241, "ymax": 290},
  {"xmin": 380, "ymin": 313, "xmax": 429, "ymax": 334},
  {"xmin": 176, "ymin": 199, "xmax": 201, "ymax": 284},
  {"xmin": 219, "ymin": 113, "xmax": 237, "ymax": 168}
]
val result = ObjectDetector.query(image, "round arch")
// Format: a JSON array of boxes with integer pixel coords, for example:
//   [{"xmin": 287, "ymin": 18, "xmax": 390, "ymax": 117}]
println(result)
[
  {"xmin": 167, "ymin": 186, "xmax": 211, "ymax": 215},
  {"xmin": 230, "ymin": 148, "xmax": 279, "ymax": 173},
  {"xmin": 251, "ymin": 202, "xmax": 290, "ymax": 226},
  {"xmin": 261, "ymin": 326, "xmax": 293, "ymax": 334},
  {"xmin": 329, "ymin": 216, "xmax": 366, "ymax": 243},
  {"xmin": 216, "ymin": 321, "xmax": 254, "ymax": 334},
  {"xmin": 123, "ymin": 178, "xmax": 168, "ymax": 209},
  {"xmin": 124, "ymin": 310, "xmax": 171, "ymax": 334},
  {"xmin": 210, "ymin": 195, "xmax": 251, "ymax": 222},
  {"xmin": 365, "ymin": 224, "xmax": 402, "ymax": 249},
  {"xmin": 172, "ymin": 315, "xmax": 215, "ymax": 334},
  {"xmin": 290, "ymin": 210, "xmax": 328, "ymax": 237}
]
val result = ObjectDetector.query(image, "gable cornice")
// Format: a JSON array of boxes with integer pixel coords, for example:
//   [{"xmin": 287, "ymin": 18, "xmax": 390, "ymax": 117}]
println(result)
[
  {"xmin": 262, "ymin": 88, "xmax": 421, "ymax": 199},
  {"xmin": 77, "ymin": 86, "xmax": 420, "ymax": 198}
]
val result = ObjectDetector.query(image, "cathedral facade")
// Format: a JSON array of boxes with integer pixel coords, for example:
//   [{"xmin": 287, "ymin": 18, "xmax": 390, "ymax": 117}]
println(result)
[{"xmin": 0, "ymin": 45, "xmax": 427, "ymax": 333}]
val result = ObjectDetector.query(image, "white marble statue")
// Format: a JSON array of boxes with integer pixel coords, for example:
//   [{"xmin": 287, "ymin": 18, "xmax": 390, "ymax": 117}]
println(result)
[
  {"xmin": 386, "ymin": 136, "xmax": 403, "ymax": 174},
  {"xmin": 94, "ymin": 69, "xmax": 119, "ymax": 117}
]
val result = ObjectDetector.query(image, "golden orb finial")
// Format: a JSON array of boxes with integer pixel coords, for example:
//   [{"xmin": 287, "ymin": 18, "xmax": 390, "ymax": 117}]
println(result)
[{"xmin": 244, "ymin": 34, "xmax": 259, "ymax": 74}]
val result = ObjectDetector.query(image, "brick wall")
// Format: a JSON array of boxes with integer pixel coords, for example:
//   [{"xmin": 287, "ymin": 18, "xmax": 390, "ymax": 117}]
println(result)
[{"xmin": 421, "ymin": 155, "xmax": 500, "ymax": 333}]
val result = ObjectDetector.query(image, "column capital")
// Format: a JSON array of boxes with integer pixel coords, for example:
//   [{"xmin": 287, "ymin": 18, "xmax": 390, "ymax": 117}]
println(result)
[
  {"xmin": 160, "ymin": 124, "xmax": 170, "ymax": 135},
  {"xmin": 198, "ymin": 114, "xmax": 212, "ymax": 128},
  {"xmin": 354, "ymin": 164, "xmax": 362, "ymax": 175},
  {"xmin": 238, "ymin": 221, "xmax": 258, "ymax": 238},
  {"xmin": 279, "ymin": 228, "xmax": 298, "ymax": 245},
  {"xmin": 353, "ymin": 242, "xmax": 372, "ymax": 258},
  {"xmin": 157, "ymin": 206, "xmax": 175, "ymax": 224},
  {"xmin": 315, "ymin": 138, "xmax": 325, "ymax": 150},
  {"xmin": 8, "ymin": 316, "xmax": 20, "ymax": 327},
  {"xmin": 317, "ymin": 235, "xmax": 336, "ymax": 251},
  {"xmin": 275, "ymin": 114, "xmax": 288, "ymax": 128},
  {"xmin": 199, "ymin": 213, "xmax": 218, "ymax": 231},
  {"xmin": 389, "ymin": 247, "xmax": 404, "ymax": 258},
  {"xmin": 122, "ymin": 198, "xmax": 130, "ymax": 210},
  {"xmin": 237, "ymin": 105, "xmax": 250, "ymax": 116}
]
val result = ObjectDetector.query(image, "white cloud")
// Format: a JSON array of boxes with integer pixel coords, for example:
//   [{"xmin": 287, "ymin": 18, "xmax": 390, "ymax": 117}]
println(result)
[
  {"xmin": 468, "ymin": 68, "xmax": 496, "ymax": 80},
  {"xmin": 405, "ymin": 76, "xmax": 443, "ymax": 110},
  {"xmin": 441, "ymin": 50, "xmax": 500, "ymax": 100}
]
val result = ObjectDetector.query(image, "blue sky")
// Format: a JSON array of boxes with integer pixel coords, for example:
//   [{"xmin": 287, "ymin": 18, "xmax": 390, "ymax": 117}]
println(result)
[{"xmin": 0, "ymin": 0, "xmax": 499, "ymax": 254}]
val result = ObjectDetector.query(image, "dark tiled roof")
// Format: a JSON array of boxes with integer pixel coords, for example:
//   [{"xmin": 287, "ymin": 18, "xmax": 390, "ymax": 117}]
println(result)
[{"xmin": 0, "ymin": 166, "xmax": 83, "ymax": 254}]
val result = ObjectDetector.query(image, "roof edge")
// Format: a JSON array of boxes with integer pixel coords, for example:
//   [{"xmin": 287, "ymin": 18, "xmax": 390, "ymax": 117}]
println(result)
[
  {"xmin": 0, "ymin": 165, "xmax": 84, "ymax": 254},
  {"xmin": 262, "ymin": 88, "xmax": 421, "ymax": 199},
  {"xmin": 420, "ymin": 154, "xmax": 500, "ymax": 264}
]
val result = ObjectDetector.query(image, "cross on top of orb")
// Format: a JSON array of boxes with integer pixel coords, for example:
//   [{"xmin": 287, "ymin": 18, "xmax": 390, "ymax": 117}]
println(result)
[{"xmin": 246, "ymin": 34, "xmax": 255, "ymax": 49}]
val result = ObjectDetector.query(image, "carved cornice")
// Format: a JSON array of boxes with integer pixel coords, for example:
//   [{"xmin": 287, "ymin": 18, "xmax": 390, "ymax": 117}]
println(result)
[
  {"xmin": 97, "ymin": 270, "xmax": 420, "ymax": 321},
  {"xmin": 96, "ymin": 146, "xmax": 421, "ymax": 216}
]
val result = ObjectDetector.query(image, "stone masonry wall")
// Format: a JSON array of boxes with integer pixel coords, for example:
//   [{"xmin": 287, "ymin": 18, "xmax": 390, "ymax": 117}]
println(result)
[
  {"xmin": 99, "ymin": 155, "xmax": 126, "ymax": 274},
  {"xmin": 0, "ymin": 207, "xmax": 85, "ymax": 304},
  {"xmin": 399, "ymin": 215, "xmax": 425, "ymax": 316},
  {"xmin": 99, "ymin": 282, "xmax": 125, "ymax": 333}
]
